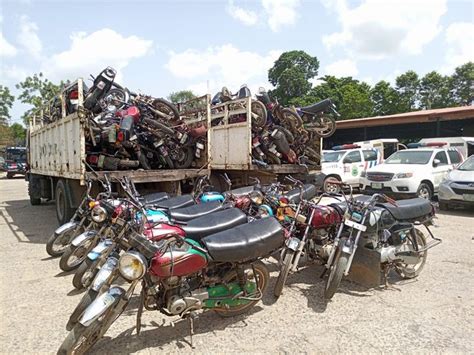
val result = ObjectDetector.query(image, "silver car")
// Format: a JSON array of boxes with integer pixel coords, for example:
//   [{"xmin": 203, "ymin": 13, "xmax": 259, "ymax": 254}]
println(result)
[{"xmin": 438, "ymin": 156, "xmax": 474, "ymax": 210}]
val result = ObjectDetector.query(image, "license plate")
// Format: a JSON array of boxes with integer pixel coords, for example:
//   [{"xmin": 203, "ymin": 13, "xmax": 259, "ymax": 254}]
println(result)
[
  {"xmin": 371, "ymin": 182, "xmax": 382, "ymax": 189},
  {"xmin": 344, "ymin": 219, "xmax": 367, "ymax": 232},
  {"xmin": 463, "ymin": 194, "xmax": 474, "ymax": 201}
]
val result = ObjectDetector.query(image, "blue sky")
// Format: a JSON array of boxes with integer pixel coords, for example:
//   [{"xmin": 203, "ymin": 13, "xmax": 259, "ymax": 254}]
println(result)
[{"xmin": 1, "ymin": 0, "xmax": 473, "ymax": 125}]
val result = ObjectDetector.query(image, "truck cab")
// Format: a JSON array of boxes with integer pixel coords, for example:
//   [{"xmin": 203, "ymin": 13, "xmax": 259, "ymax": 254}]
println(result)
[
  {"xmin": 354, "ymin": 138, "xmax": 407, "ymax": 160},
  {"xmin": 322, "ymin": 144, "xmax": 381, "ymax": 191}
]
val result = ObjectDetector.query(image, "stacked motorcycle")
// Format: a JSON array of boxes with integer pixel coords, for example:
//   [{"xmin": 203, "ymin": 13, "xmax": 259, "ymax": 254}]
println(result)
[
  {"xmin": 211, "ymin": 85, "xmax": 339, "ymax": 168},
  {"xmin": 46, "ymin": 172, "xmax": 442, "ymax": 354}
]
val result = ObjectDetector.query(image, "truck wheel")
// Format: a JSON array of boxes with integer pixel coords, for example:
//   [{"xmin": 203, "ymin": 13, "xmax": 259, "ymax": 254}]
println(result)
[
  {"xmin": 56, "ymin": 180, "xmax": 75, "ymax": 225},
  {"xmin": 28, "ymin": 175, "xmax": 41, "ymax": 205},
  {"xmin": 323, "ymin": 176, "xmax": 341, "ymax": 193}
]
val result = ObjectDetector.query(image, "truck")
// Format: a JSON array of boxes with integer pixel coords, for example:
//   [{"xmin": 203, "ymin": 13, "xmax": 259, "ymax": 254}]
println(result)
[
  {"xmin": 27, "ymin": 78, "xmax": 317, "ymax": 224},
  {"xmin": 3, "ymin": 146, "xmax": 27, "ymax": 178}
]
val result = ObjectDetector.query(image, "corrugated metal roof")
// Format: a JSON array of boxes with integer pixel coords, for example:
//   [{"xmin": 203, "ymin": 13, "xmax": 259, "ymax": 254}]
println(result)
[{"xmin": 336, "ymin": 106, "xmax": 474, "ymax": 129}]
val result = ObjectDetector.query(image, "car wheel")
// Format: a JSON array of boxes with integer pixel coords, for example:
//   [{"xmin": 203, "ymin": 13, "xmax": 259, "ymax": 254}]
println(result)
[
  {"xmin": 323, "ymin": 177, "xmax": 341, "ymax": 193},
  {"xmin": 416, "ymin": 183, "xmax": 433, "ymax": 200}
]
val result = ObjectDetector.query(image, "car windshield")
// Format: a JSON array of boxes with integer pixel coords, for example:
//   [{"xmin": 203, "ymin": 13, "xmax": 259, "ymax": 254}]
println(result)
[
  {"xmin": 6, "ymin": 148, "xmax": 26, "ymax": 162},
  {"xmin": 458, "ymin": 157, "xmax": 474, "ymax": 171},
  {"xmin": 384, "ymin": 150, "xmax": 432, "ymax": 164},
  {"xmin": 322, "ymin": 151, "xmax": 346, "ymax": 162}
]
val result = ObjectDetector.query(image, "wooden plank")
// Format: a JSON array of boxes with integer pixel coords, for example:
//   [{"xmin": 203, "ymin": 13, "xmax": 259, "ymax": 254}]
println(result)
[{"xmin": 86, "ymin": 168, "xmax": 210, "ymax": 183}]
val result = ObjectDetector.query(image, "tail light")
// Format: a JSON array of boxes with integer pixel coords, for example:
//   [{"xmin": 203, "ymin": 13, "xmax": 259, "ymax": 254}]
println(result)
[
  {"xmin": 117, "ymin": 131, "xmax": 125, "ymax": 142},
  {"xmin": 69, "ymin": 90, "xmax": 79, "ymax": 99}
]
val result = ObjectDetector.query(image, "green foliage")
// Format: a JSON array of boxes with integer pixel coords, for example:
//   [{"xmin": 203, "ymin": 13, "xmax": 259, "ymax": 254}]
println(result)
[
  {"xmin": 0, "ymin": 85, "xmax": 15, "ymax": 125},
  {"xmin": 268, "ymin": 50, "xmax": 319, "ymax": 105},
  {"xmin": 394, "ymin": 70, "xmax": 420, "ymax": 112},
  {"xmin": 293, "ymin": 76, "xmax": 373, "ymax": 120},
  {"xmin": 168, "ymin": 90, "xmax": 197, "ymax": 104},
  {"xmin": 419, "ymin": 71, "xmax": 454, "ymax": 109},
  {"xmin": 15, "ymin": 73, "xmax": 64, "ymax": 125},
  {"xmin": 370, "ymin": 81, "xmax": 399, "ymax": 116},
  {"xmin": 450, "ymin": 62, "xmax": 474, "ymax": 105},
  {"xmin": 9, "ymin": 123, "xmax": 26, "ymax": 142}
]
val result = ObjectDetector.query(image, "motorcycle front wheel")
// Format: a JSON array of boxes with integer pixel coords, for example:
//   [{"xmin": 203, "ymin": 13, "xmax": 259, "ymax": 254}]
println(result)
[
  {"xmin": 251, "ymin": 100, "xmax": 267, "ymax": 129},
  {"xmin": 59, "ymin": 239, "xmax": 96, "ymax": 272},
  {"xmin": 46, "ymin": 226, "xmax": 84, "ymax": 258},
  {"xmin": 66, "ymin": 289, "xmax": 99, "ymax": 331},
  {"xmin": 305, "ymin": 115, "xmax": 336, "ymax": 138},
  {"xmin": 72, "ymin": 258, "xmax": 100, "ymax": 290},
  {"xmin": 214, "ymin": 260, "xmax": 269, "ymax": 317},
  {"xmin": 58, "ymin": 299, "xmax": 127, "ymax": 355},
  {"xmin": 274, "ymin": 249, "xmax": 295, "ymax": 298},
  {"xmin": 151, "ymin": 98, "xmax": 180, "ymax": 123},
  {"xmin": 324, "ymin": 248, "xmax": 348, "ymax": 300}
]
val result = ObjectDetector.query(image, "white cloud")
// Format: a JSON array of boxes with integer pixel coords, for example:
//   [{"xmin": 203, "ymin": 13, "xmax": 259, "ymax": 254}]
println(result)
[
  {"xmin": 0, "ymin": 32, "xmax": 17, "ymax": 57},
  {"xmin": 324, "ymin": 58, "xmax": 358, "ymax": 77},
  {"xmin": 166, "ymin": 44, "xmax": 281, "ymax": 95},
  {"xmin": 17, "ymin": 15, "xmax": 42, "ymax": 58},
  {"xmin": 227, "ymin": 1, "xmax": 258, "ymax": 26},
  {"xmin": 322, "ymin": 0, "xmax": 447, "ymax": 59},
  {"xmin": 262, "ymin": 0, "xmax": 300, "ymax": 32},
  {"xmin": 42, "ymin": 29, "xmax": 153, "ymax": 82},
  {"xmin": 441, "ymin": 22, "xmax": 474, "ymax": 73}
]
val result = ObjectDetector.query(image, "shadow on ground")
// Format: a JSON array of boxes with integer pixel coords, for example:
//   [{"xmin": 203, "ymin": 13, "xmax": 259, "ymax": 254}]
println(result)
[{"xmin": 1, "ymin": 198, "xmax": 56, "ymax": 244}]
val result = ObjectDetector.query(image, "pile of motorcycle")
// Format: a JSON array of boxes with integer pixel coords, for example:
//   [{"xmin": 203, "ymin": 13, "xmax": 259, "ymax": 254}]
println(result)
[
  {"xmin": 47, "ymin": 174, "xmax": 441, "ymax": 354},
  {"xmin": 211, "ymin": 85, "xmax": 339, "ymax": 167}
]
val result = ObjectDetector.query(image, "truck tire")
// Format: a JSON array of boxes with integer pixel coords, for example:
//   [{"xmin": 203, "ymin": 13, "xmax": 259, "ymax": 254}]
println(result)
[
  {"xmin": 6, "ymin": 172, "xmax": 14, "ymax": 179},
  {"xmin": 56, "ymin": 180, "xmax": 75, "ymax": 225},
  {"xmin": 28, "ymin": 175, "xmax": 41, "ymax": 205}
]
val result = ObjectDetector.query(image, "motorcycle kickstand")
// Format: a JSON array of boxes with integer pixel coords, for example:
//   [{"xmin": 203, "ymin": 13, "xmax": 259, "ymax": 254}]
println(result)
[
  {"xmin": 187, "ymin": 312, "xmax": 197, "ymax": 349},
  {"xmin": 136, "ymin": 286, "xmax": 145, "ymax": 335}
]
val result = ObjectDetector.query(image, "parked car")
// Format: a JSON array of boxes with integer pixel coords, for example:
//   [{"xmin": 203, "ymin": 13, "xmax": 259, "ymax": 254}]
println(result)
[
  {"xmin": 438, "ymin": 155, "xmax": 474, "ymax": 209},
  {"xmin": 3, "ymin": 146, "xmax": 27, "ymax": 178},
  {"xmin": 322, "ymin": 144, "xmax": 381, "ymax": 192},
  {"xmin": 360, "ymin": 146, "xmax": 464, "ymax": 200}
]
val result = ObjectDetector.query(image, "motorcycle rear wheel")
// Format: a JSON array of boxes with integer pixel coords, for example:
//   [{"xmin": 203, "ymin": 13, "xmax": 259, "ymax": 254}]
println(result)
[
  {"xmin": 172, "ymin": 146, "xmax": 194, "ymax": 169},
  {"xmin": 274, "ymin": 249, "xmax": 295, "ymax": 298},
  {"xmin": 305, "ymin": 115, "xmax": 336, "ymax": 138},
  {"xmin": 281, "ymin": 108, "xmax": 303, "ymax": 131},
  {"xmin": 151, "ymin": 98, "xmax": 180, "ymax": 123},
  {"xmin": 395, "ymin": 229, "xmax": 427, "ymax": 279},
  {"xmin": 324, "ymin": 248, "xmax": 348, "ymax": 300},
  {"xmin": 215, "ymin": 260, "xmax": 269, "ymax": 317}
]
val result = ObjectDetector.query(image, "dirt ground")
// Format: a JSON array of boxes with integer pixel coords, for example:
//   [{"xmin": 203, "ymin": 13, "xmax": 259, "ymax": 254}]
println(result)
[{"xmin": 1, "ymin": 175, "xmax": 473, "ymax": 354}]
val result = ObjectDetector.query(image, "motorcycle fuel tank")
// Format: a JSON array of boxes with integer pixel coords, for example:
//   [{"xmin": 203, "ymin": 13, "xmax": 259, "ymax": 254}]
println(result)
[
  {"xmin": 150, "ymin": 238, "xmax": 208, "ymax": 278},
  {"xmin": 144, "ymin": 223, "xmax": 185, "ymax": 241},
  {"xmin": 310, "ymin": 205, "xmax": 342, "ymax": 228},
  {"xmin": 200, "ymin": 192, "xmax": 225, "ymax": 203}
]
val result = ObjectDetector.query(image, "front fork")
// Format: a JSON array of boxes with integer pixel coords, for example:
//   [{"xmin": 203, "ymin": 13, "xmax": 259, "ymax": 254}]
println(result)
[{"xmin": 290, "ymin": 208, "xmax": 316, "ymax": 272}]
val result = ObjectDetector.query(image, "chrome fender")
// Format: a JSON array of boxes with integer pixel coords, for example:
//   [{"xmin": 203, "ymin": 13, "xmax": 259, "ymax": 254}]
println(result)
[
  {"xmin": 87, "ymin": 239, "xmax": 113, "ymax": 261},
  {"xmin": 79, "ymin": 286, "xmax": 125, "ymax": 327},
  {"xmin": 285, "ymin": 237, "xmax": 300, "ymax": 252},
  {"xmin": 72, "ymin": 230, "xmax": 98, "ymax": 247},
  {"xmin": 91, "ymin": 256, "xmax": 119, "ymax": 292},
  {"xmin": 54, "ymin": 221, "xmax": 78, "ymax": 235}
]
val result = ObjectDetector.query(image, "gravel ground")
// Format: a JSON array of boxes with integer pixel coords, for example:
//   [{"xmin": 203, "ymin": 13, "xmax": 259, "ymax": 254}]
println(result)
[{"xmin": 1, "ymin": 176, "xmax": 473, "ymax": 354}]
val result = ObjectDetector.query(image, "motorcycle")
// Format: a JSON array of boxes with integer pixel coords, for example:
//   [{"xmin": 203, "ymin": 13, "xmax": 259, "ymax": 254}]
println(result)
[
  {"xmin": 323, "ymin": 182, "xmax": 441, "ymax": 299},
  {"xmin": 295, "ymin": 98, "xmax": 338, "ymax": 138},
  {"xmin": 58, "ymin": 215, "xmax": 284, "ymax": 354}
]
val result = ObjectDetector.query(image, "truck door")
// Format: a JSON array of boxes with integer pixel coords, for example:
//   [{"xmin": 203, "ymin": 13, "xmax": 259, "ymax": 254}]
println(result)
[
  {"xmin": 432, "ymin": 151, "xmax": 450, "ymax": 189},
  {"xmin": 342, "ymin": 150, "xmax": 363, "ymax": 185}
]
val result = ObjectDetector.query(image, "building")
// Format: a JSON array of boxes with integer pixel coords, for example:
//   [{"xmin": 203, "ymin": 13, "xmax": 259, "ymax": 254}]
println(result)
[{"xmin": 326, "ymin": 106, "xmax": 474, "ymax": 147}]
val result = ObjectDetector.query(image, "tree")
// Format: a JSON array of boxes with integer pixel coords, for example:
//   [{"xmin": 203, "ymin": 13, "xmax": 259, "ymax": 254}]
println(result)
[
  {"xmin": 268, "ymin": 50, "xmax": 319, "ymax": 105},
  {"xmin": 0, "ymin": 85, "xmax": 15, "ymax": 125},
  {"xmin": 370, "ymin": 81, "xmax": 399, "ymax": 116},
  {"xmin": 450, "ymin": 62, "xmax": 474, "ymax": 106},
  {"xmin": 9, "ymin": 123, "xmax": 26, "ymax": 143},
  {"xmin": 394, "ymin": 70, "xmax": 420, "ymax": 112},
  {"xmin": 294, "ymin": 76, "xmax": 373, "ymax": 120},
  {"xmin": 15, "ymin": 73, "xmax": 64, "ymax": 125},
  {"xmin": 419, "ymin": 71, "xmax": 454, "ymax": 109},
  {"xmin": 168, "ymin": 90, "xmax": 196, "ymax": 104}
]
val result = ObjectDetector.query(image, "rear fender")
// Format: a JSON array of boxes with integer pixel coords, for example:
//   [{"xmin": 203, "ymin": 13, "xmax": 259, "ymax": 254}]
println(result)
[
  {"xmin": 72, "ymin": 230, "xmax": 98, "ymax": 247},
  {"xmin": 79, "ymin": 286, "xmax": 125, "ymax": 327}
]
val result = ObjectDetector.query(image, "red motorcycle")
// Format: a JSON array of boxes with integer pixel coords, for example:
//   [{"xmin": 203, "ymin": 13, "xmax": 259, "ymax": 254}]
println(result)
[{"xmin": 58, "ymin": 216, "xmax": 284, "ymax": 354}]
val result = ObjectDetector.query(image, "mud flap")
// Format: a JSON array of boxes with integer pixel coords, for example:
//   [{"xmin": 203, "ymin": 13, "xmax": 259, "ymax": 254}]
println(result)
[{"xmin": 346, "ymin": 247, "xmax": 382, "ymax": 288}]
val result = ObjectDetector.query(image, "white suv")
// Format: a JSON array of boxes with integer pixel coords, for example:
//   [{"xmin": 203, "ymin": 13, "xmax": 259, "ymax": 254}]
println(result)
[{"xmin": 360, "ymin": 147, "xmax": 463, "ymax": 199}]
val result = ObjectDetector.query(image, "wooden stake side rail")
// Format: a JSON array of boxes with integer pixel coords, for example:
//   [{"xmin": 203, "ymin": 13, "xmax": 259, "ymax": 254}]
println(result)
[{"xmin": 86, "ymin": 168, "xmax": 210, "ymax": 184}]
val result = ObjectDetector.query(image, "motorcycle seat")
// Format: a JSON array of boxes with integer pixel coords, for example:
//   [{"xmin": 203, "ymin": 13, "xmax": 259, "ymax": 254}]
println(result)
[
  {"xmin": 284, "ymin": 184, "xmax": 317, "ymax": 204},
  {"xmin": 201, "ymin": 217, "xmax": 284, "ymax": 262},
  {"xmin": 378, "ymin": 198, "xmax": 433, "ymax": 221},
  {"xmin": 155, "ymin": 194, "xmax": 195, "ymax": 210},
  {"xmin": 170, "ymin": 201, "xmax": 226, "ymax": 222},
  {"xmin": 140, "ymin": 192, "xmax": 169, "ymax": 205},
  {"xmin": 223, "ymin": 185, "xmax": 256, "ymax": 198},
  {"xmin": 300, "ymin": 98, "xmax": 332, "ymax": 114},
  {"xmin": 183, "ymin": 208, "xmax": 248, "ymax": 241}
]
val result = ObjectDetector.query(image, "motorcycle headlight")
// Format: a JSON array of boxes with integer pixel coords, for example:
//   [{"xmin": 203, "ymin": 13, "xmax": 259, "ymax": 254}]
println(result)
[
  {"xmin": 119, "ymin": 251, "xmax": 147, "ymax": 281},
  {"xmin": 395, "ymin": 172, "xmax": 413, "ymax": 179},
  {"xmin": 91, "ymin": 205, "xmax": 107, "ymax": 223},
  {"xmin": 250, "ymin": 191, "xmax": 263, "ymax": 205}
]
